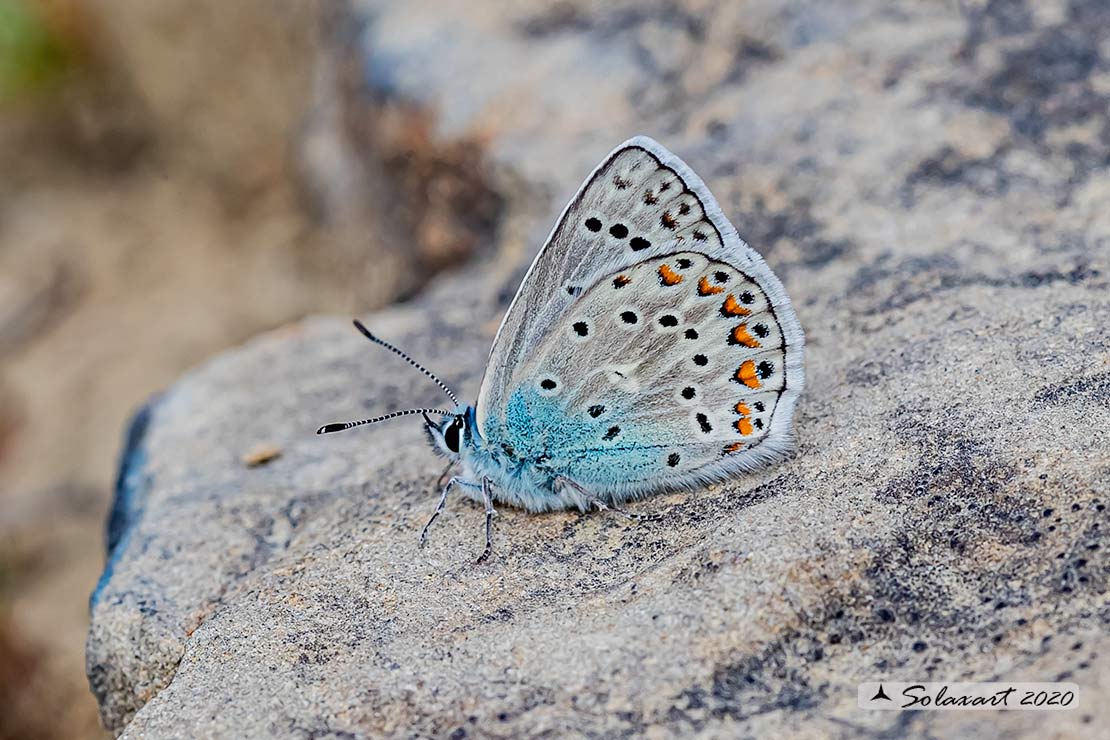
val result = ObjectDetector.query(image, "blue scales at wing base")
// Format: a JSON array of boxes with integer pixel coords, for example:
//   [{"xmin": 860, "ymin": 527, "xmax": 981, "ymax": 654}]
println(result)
[{"xmin": 480, "ymin": 387, "xmax": 677, "ymax": 489}]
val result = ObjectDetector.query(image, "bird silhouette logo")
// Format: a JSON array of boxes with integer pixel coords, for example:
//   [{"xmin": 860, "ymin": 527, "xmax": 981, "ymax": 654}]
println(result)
[{"xmin": 870, "ymin": 684, "xmax": 892, "ymax": 702}]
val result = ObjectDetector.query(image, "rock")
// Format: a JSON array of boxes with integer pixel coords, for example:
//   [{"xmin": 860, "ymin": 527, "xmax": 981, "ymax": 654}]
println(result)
[{"xmin": 88, "ymin": 0, "xmax": 1109, "ymax": 736}]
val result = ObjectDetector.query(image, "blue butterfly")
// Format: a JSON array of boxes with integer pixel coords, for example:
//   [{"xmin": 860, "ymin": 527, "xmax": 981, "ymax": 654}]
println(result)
[{"xmin": 318, "ymin": 137, "xmax": 805, "ymax": 561}]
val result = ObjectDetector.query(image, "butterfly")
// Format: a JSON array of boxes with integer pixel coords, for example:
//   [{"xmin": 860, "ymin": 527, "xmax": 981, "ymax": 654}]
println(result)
[{"xmin": 318, "ymin": 136, "xmax": 805, "ymax": 561}]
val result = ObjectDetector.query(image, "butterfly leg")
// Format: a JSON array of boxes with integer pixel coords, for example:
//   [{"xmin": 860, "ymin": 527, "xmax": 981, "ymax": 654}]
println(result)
[
  {"xmin": 434, "ymin": 461, "xmax": 454, "ymax": 492},
  {"xmin": 419, "ymin": 461, "xmax": 456, "ymax": 544},
  {"xmin": 420, "ymin": 475, "xmax": 461, "ymax": 546},
  {"xmin": 476, "ymin": 478, "xmax": 496, "ymax": 564},
  {"xmin": 591, "ymin": 497, "xmax": 642, "ymax": 521},
  {"xmin": 417, "ymin": 477, "xmax": 477, "ymax": 548},
  {"xmin": 555, "ymin": 475, "xmax": 642, "ymax": 522}
]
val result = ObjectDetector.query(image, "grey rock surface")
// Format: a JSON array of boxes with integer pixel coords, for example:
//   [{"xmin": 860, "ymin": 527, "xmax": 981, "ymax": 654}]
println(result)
[{"xmin": 88, "ymin": 0, "xmax": 1109, "ymax": 737}]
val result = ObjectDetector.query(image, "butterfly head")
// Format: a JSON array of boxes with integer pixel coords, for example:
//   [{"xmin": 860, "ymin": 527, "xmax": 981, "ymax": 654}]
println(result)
[{"xmin": 424, "ymin": 407, "xmax": 476, "ymax": 460}]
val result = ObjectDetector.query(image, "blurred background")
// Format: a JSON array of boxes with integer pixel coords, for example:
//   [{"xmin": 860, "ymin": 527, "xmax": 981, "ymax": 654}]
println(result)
[
  {"xmin": 0, "ymin": 1, "xmax": 500, "ymax": 736},
  {"xmin": 6, "ymin": 0, "xmax": 1105, "ymax": 736}
]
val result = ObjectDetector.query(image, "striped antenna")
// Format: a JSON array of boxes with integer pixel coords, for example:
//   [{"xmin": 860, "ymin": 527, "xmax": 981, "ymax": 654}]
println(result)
[
  {"xmin": 351, "ymin": 320, "xmax": 458, "ymax": 405},
  {"xmin": 316, "ymin": 408, "xmax": 453, "ymax": 435}
]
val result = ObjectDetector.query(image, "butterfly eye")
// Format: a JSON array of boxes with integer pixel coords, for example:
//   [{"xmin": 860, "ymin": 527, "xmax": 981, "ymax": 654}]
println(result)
[{"xmin": 444, "ymin": 416, "xmax": 464, "ymax": 453}]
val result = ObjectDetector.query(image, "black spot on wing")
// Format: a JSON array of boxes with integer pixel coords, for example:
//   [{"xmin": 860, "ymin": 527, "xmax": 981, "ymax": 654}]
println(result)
[{"xmin": 696, "ymin": 413, "xmax": 712, "ymax": 433}]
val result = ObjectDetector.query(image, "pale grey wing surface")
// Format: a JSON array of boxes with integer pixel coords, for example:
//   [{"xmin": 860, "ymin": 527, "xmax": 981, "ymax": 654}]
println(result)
[
  {"xmin": 504, "ymin": 251, "xmax": 797, "ymax": 500},
  {"xmin": 475, "ymin": 137, "xmax": 805, "ymax": 484}
]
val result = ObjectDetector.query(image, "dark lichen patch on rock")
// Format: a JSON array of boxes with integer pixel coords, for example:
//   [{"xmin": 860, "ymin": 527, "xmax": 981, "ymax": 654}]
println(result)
[
  {"xmin": 1033, "ymin": 370, "xmax": 1110, "ymax": 406},
  {"xmin": 716, "ymin": 190, "xmax": 858, "ymax": 274},
  {"xmin": 963, "ymin": 14, "xmax": 1105, "ymax": 142},
  {"xmin": 957, "ymin": 0, "xmax": 1036, "ymax": 61},
  {"xmin": 846, "ymin": 253, "xmax": 1101, "ymax": 316},
  {"xmin": 677, "ymin": 638, "xmax": 827, "ymax": 728},
  {"xmin": 723, "ymin": 37, "xmax": 783, "ymax": 85},
  {"xmin": 900, "ymin": 145, "xmax": 1016, "ymax": 205},
  {"xmin": 948, "ymin": 0, "xmax": 1110, "ymax": 200}
]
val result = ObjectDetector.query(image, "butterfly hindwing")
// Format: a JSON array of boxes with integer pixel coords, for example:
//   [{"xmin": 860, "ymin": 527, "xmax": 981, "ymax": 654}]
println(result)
[
  {"xmin": 476, "ymin": 137, "xmax": 804, "ymax": 500},
  {"xmin": 488, "ymin": 253, "xmax": 789, "ymax": 497}
]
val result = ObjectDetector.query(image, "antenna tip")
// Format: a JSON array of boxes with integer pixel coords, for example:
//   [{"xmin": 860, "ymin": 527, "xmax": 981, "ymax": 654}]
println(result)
[
  {"xmin": 352, "ymin": 318, "xmax": 373, "ymax": 337},
  {"xmin": 317, "ymin": 423, "xmax": 347, "ymax": 435}
]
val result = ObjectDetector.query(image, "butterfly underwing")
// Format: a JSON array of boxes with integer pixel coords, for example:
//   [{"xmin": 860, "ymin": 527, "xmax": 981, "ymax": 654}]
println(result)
[{"xmin": 318, "ymin": 136, "xmax": 805, "ymax": 561}]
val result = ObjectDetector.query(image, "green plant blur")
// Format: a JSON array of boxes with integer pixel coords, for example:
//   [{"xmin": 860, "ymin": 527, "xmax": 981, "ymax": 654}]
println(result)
[{"xmin": 0, "ymin": 0, "xmax": 71, "ymax": 100}]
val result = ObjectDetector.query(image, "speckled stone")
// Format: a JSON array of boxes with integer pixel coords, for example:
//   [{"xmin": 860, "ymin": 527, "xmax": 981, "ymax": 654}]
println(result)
[{"xmin": 88, "ymin": 1, "xmax": 1109, "ymax": 736}]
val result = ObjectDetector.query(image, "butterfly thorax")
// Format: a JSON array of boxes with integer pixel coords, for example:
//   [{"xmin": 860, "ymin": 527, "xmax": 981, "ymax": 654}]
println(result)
[{"xmin": 446, "ymin": 404, "xmax": 593, "ymax": 512}]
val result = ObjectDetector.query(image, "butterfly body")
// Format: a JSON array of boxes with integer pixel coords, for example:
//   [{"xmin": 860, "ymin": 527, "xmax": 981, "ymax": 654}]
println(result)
[
  {"xmin": 444, "ymin": 405, "xmax": 589, "ymax": 512},
  {"xmin": 321, "ymin": 137, "xmax": 805, "ymax": 554}
]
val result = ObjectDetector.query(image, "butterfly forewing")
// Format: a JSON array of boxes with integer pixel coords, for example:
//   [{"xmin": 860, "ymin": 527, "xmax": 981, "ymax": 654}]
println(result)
[{"xmin": 476, "ymin": 137, "xmax": 804, "ymax": 499}]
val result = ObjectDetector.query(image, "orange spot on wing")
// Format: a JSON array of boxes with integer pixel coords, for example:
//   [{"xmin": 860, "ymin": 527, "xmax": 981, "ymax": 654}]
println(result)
[
  {"xmin": 723, "ymin": 442, "xmax": 744, "ymax": 454},
  {"xmin": 735, "ymin": 417, "xmax": 754, "ymax": 435},
  {"xmin": 658, "ymin": 264, "xmax": 683, "ymax": 285},
  {"xmin": 734, "ymin": 402, "xmax": 751, "ymax": 416},
  {"xmin": 721, "ymin": 294, "xmax": 751, "ymax": 317},
  {"xmin": 698, "ymin": 276, "xmax": 724, "ymax": 296},
  {"xmin": 730, "ymin": 324, "xmax": 760, "ymax": 348},
  {"xmin": 735, "ymin": 360, "xmax": 761, "ymax": 389}
]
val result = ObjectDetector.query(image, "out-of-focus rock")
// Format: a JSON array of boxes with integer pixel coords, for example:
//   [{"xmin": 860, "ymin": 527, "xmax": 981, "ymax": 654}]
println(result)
[
  {"xmin": 1, "ymin": 3, "xmax": 503, "ymax": 738},
  {"xmin": 88, "ymin": 1, "xmax": 1109, "ymax": 737}
]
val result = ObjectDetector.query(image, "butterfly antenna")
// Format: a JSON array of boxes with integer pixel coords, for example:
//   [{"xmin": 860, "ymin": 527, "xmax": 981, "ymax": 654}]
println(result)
[
  {"xmin": 351, "ymin": 319, "xmax": 459, "ymax": 405},
  {"xmin": 316, "ymin": 408, "xmax": 454, "ymax": 435}
]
